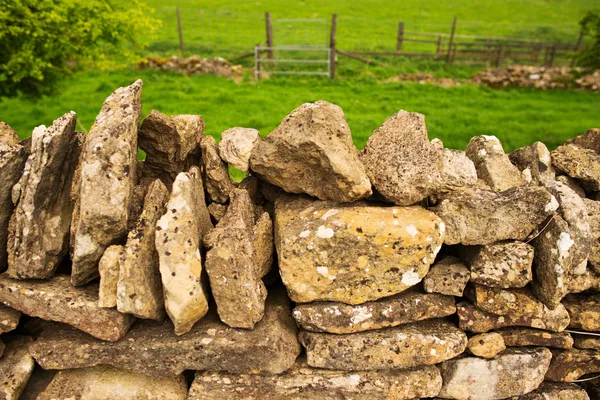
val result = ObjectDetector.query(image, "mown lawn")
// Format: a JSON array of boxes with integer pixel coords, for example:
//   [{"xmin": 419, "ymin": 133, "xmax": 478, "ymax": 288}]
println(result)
[{"xmin": 1, "ymin": 68, "xmax": 598, "ymax": 152}]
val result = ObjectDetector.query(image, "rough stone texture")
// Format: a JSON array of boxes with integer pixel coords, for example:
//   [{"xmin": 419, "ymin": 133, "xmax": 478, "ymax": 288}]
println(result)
[
  {"xmin": 466, "ymin": 135, "xmax": 526, "ymax": 191},
  {"xmin": 207, "ymin": 202, "xmax": 227, "ymax": 223},
  {"xmin": 437, "ymin": 348, "xmax": 552, "ymax": 400},
  {"xmin": 360, "ymin": 110, "xmax": 442, "ymax": 205},
  {"xmin": 424, "ymin": 256, "xmax": 470, "ymax": 296},
  {"xmin": 567, "ymin": 269, "xmax": 600, "ymax": 293},
  {"xmin": 0, "ymin": 338, "xmax": 4, "ymax": 357},
  {"xmin": 0, "ymin": 303, "xmax": 20, "ymax": 333},
  {"xmin": 509, "ymin": 141, "xmax": 555, "ymax": 186},
  {"xmin": 457, "ymin": 302, "xmax": 568, "ymax": 333},
  {"xmin": 250, "ymin": 101, "xmax": 371, "ymax": 203},
  {"xmin": 467, "ymin": 332, "xmax": 506, "ymax": 358},
  {"xmin": 439, "ymin": 148, "xmax": 478, "ymax": 190},
  {"xmin": 556, "ymin": 175, "xmax": 586, "ymax": 198},
  {"xmin": 573, "ymin": 335, "xmax": 600, "ymax": 350},
  {"xmin": 563, "ymin": 293, "xmax": 600, "ymax": 331},
  {"xmin": 218, "ymin": 127, "xmax": 260, "ymax": 172},
  {"xmin": 299, "ymin": 319, "xmax": 467, "ymax": 371},
  {"xmin": 188, "ymin": 359, "xmax": 442, "ymax": 400},
  {"xmin": 552, "ymin": 128, "xmax": 600, "ymax": 191},
  {"xmin": 292, "ymin": 291, "xmax": 456, "ymax": 334},
  {"xmin": 430, "ymin": 186, "xmax": 557, "ymax": 245},
  {"xmin": 139, "ymin": 110, "xmax": 203, "ymax": 187},
  {"xmin": 98, "ymin": 245, "xmax": 124, "ymax": 308},
  {"xmin": 71, "ymin": 80, "xmax": 142, "ymax": 286},
  {"xmin": 7, "ymin": 113, "xmax": 83, "ymax": 279},
  {"xmin": 466, "ymin": 285, "xmax": 571, "ymax": 329},
  {"xmin": 29, "ymin": 288, "xmax": 301, "ymax": 376},
  {"xmin": 0, "ymin": 124, "xmax": 28, "ymax": 271},
  {"xmin": 0, "ymin": 274, "xmax": 134, "ymax": 341},
  {"xmin": 514, "ymin": 382, "xmax": 590, "ymax": 400},
  {"xmin": 252, "ymin": 211, "xmax": 274, "ymax": 277},
  {"xmin": 497, "ymin": 327, "xmax": 573, "ymax": 349},
  {"xmin": 460, "ymin": 241, "xmax": 534, "ymax": 288},
  {"xmin": 116, "ymin": 180, "xmax": 168, "ymax": 320},
  {"xmin": 546, "ymin": 348, "xmax": 600, "ymax": 382},
  {"xmin": 275, "ymin": 195, "xmax": 445, "ymax": 304},
  {"xmin": 37, "ymin": 366, "xmax": 188, "ymax": 400},
  {"xmin": 584, "ymin": 198, "xmax": 600, "ymax": 273},
  {"xmin": 205, "ymin": 188, "xmax": 272, "ymax": 328},
  {"xmin": 200, "ymin": 135, "xmax": 235, "ymax": 203},
  {"xmin": 156, "ymin": 167, "xmax": 213, "ymax": 335},
  {"xmin": 0, "ymin": 336, "xmax": 35, "ymax": 400}
]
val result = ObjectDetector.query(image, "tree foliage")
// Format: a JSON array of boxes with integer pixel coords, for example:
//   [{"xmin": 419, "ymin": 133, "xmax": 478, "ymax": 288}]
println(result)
[
  {"xmin": 0, "ymin": 0, "xmax": 159, "ymax": 97},
  {"xmin": 576, "ymin": 10, "xmax": 600, "ymax": 69}
]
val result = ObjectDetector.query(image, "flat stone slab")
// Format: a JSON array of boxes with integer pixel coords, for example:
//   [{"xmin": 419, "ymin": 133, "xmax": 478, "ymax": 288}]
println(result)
[
  {"xmin": 0, "ymin": 303, "xmax": 20, "ymax": 333},
  {"xmin": 546, "ymin": 348, "xmax": 600, "ymax": 382},
  {"xmin": 573, "ymin": 334, "xmax": 600, "ymax": 350},
  {"xmin": 514, "ymin": 382, "xmax": 590, "ymax": 400},
  {"xmin": 438, "ymin": 348, "xmax": 552, "ymax": 400},
  {"xmin": 200, "ymin": 135, "xmax": 234, "ymax": 203},
  {"xmin": 299, "ymin": 319, "xmax": 467, "ymax": 371},
  {"xmin": 0, "ymin": 336, "xmax": 35, "ymax": 400},
  {"xmin": 292, "ymin": 291, "xmax": 455, "ymax": 334},
  {"xmin": 497, "ymin": 327, "xmax": 573, "ymax": 349},
  {"xmin": 467, "ymin": 332, "xmax": 506, "ymax": 358},
  {"xmin": 37, "ymin": 366, "xmax": 188, "ymax": 400},
  {"xmin": 188, "ymin": 358, "xmax": 442, "ymax": 400},
  {"xmin": 563, "ymin": 293, "xmax": 600, "ymax": 331},
  {"xmin": 423, "ymin": 256, "xmax": 470, "ymax": 296},
  {"xmin": 0, "ymin": 274, "xmax": 133, "ymax": 341},
  {"xmin": 551, "ymin": 128, "xmax": 600, "ymax": 191},
  {"xmin": 29, "ymin": 288, "xmax": 300, "ymax": 376}
]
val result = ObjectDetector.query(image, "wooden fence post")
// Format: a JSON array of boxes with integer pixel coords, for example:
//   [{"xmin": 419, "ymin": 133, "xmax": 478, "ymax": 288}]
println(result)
[
  {"xmin": 495, "ymin": 44, "xmax": 505, "ymax": 68},
  {"xmin": 330, "ymin": 13, "xmax": 338, "ymax": 79},
  {"xmin": 436, "ymin": 36, "xmax": 442, "ymax": 54},
  {"xmin": 176, "ymin": 7, "xmax": 184, "ymax": 56},
  {"xmin": 548, "ymin": 44, "xmax": 557, "ymax": 66},
  {"xmin": 265, "ymin": 12, "xmax": 274, "ymax": 60},
  {"xmin": 571, "ymin": 27, "xmax": 584, "ymax": 67},
  {"xmin": 446, "ymin": 16, "xmax": 457, "ymax": 64},
  {"xmin": 396, "ymin": 22, "xmax": 404, "ymax": 52}
]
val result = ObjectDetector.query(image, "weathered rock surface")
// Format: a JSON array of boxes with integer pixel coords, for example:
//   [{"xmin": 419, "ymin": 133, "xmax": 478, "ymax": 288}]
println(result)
[
  {"xmin": 250, "ymin": 101, "xmax": 371, "ymax": 203},
  {"xmin": 460, "ymin": 241, "xmax": 534, "ymax": 288},
  {"xmin": 205, "ymin": 188, "xmax": 271, "ymax": 328},
  {"xmin": 430, "ymin": 186, "xmax": 557, "ymax": 245},
  {"xmin": 117, "ymin": 180, "xmax": 168, "ymax": 320},
  {"xmin": 98, "ymin": 245, "xmax": 124, "ymax": 308},
  {"xmin": 275, "ymin": 195, "xmax": 445, "ymax": 304},
  {"xmin": 556, "ymin": 175, "xmax": 586, "ymax": 197},
  {"xmin": 0, "ymin": 338, "xmax": 4, "ymax": 356},
  {"xmin": 299, "ymin": 319, "xmax": 467, "ymax": 371},
  {"xmin": 466, "ymin": 135, "xmax": 526, "ymax": 191},
  {"xmin": 497, "ymin": 327, "xmax": 573, "ymax": 349},
  {"xmin": 218, "ymin": 127, "xmax": 260, "ymax": 172},
  {"xmin": 360, "ymin": 110, "xmax": 442, "ymax": 205},
  {"xmin": 0, "ymin": 274, "xmax": 133, "ymax": 341},
  {"xmin": 70, "ymin": 80, "xmax": 142, "ymax": 286},
  {"xmin": 7, "ymin": 113, "xmax": 83, "ymax": 279},
  {"xmin": 584, "ymin": 198, "xmax": 600, "ymax": 273},
  {"xmin": 139, "ymin": 110, "xmax": 203, "ymax": 187},
  {"xmin": 37, "ymin": 366, "xmax": 188, "ymax": 400},
  {"xmin": 552, "ymin": 128, "xmax": 600, "ymax": 191},
  {"xmin": 0, "ymin": 303, "xmax": 20, "ymax": 333},
  {"xmin": 424, "ymin": 256, "xmax": 470, "ymax": 296},
  {"xmin": 156, "ymin": 167, "xmax": 213, "ymax": 334},
  {"xmin": 514, "ymin": 382, "xmax": 590, "ymax": 400},
  {"xmin": 0, "ymin": 124, "xmax": 28, "ymax": 271},
  {"xmin": 188, "ymin": 359, "xmax": 442, "ymax": 400},
  {"xmin": 292, "ymin": 291, "xmax": 456, "ymax": 334},
  {"xmin": 509, "ymin": 141, "xmax": 555, "ymax": 186},
  {"xmin": 563, "ymin": 293, "xmax": 600, "ymax": 331},
  {"xmin": 457, "ymin": 302, "xmax": 568, "ymax": 333},
  {"xmin": 29, "ymin": 288, "xmax": 300, "ymax": 376},
  {"xmin": 0, "ymin": 336, "xmax": 35, "ymax": 400},
  {"xmin": 207, "ymin": 202, "xmax": 227, "ymax": 222},
  {"xmin": 573, "ymin": 334, "xmax": 600, "ymax": 350},
  {"xmin": 437, "ymin": 347, "xmax": 551, "ymax": 400},
  {"xmin": 201, "ymin": 135, "xmax": 236, "ymax": 203},
  {"xmin": 546, "ymin": 348, "xmax": 600, "ymax": 382},
  {"xmin": 467, "ymin": 332, "xmax": 506, "ymax": 358},
  {"xmin": 439, "ymin": 148, "xmax": 478, "ymax": 190}
]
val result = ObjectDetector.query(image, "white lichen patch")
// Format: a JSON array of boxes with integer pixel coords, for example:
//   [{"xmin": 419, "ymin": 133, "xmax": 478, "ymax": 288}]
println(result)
[
  {"xmin": 316, "ymin": 225, "xmax": 334, "ymax": 239},
  {"xmin": 350, "ymin": 307, "xmax": 372, "ymax": 324},
  {"xmin": 406, "ymin": 224, "xmax": 419, "ymax": 237},
  {"xmin": 299, "ymin": 230, "xmax": 311, "ymax": 238},
  {"xmin": 401, "ymin": 269, "xmax": 422, "ymax": 286},
  {"xmin": 321, "ymin": 209, "xmax": 339, "ymax": 220},
  {"xmin": 316, "ymin": 266, "xmax": 329, "ymax": 276},
  {"xmin": 557, "ymin": 232, "xmax": 574, "ymax": 255},
  {"xmin": 545, "ymin": 195, "xmax": 559, "ymax": 213}
]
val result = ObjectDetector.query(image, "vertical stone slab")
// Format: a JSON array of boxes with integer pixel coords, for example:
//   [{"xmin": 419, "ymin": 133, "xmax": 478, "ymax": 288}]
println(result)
[
  {"xmin": 71, "ymin": 80, "xmax": 143, "ymax": 286},
  {"xmin": 98, "ymin": 245, "xmax": 125, "ymax": 308},
  {"xmin": 0, "ymin": 336, "xmax": 35, "ymax": 400},
  {"xmin": 200, "ymin": 135, "xmax": 234, "ymax": 204}
]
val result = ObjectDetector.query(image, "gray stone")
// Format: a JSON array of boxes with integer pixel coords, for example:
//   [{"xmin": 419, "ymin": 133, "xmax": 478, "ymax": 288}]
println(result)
[
  {"xmin": 200, "ymin": 135, "xmax": 235, "ymax": 204},
  {"xmin": 556, "ymin": 175, "xmax": 586, "ymax": 197},
  {"xmin": 552, "ymin": 128, "xmax": 600, "ymax": 191},
  {"xmin": 497, "ymin": 327, "xmax": 573, "ymax": 349},
  {"xmin": 98, "ymin": 245, "xmax": 124, "ymax": 308},
  {"xmin": 509, "ymin": 141, "xmax": 555, "ymax": 186},
  {"xmin": 218, "ymin": 127, "xmax": 260, "ymax": 172},
  {"xmin": 440, "ymin": 148, "xmax": 478, "ymax": 190},
  {"xmin": 0, "ymin": 336, "xmax": 35, "ymax": 400},
  {"xmin": 0, "ymin": 303, "xmax": 20, "ymax": 333},
  {"xmin": 423, "ymin": 256, "xmax": 470, "ymax": 296}
]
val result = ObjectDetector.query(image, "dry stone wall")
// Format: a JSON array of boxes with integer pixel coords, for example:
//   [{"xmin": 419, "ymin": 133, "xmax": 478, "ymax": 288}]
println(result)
[{"xmin": 0, "ymin": 79, "xmax": 599, "ymax": 399}]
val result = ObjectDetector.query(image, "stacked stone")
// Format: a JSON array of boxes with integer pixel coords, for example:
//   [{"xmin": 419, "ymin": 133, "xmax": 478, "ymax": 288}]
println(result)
[{"xmin": 0, "ymin": 79, "xmax": 599, "ymax": 399}]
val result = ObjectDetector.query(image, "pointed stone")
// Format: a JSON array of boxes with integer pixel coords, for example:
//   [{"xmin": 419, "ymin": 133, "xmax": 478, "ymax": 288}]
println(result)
[
  {"xmin": 0, "ymin": 303, "xmax": 20, "ymax": 333},
  {"xmin": 200, "ymin": 135, "xmax": 234, "ymax": 203},
  {"xmin": 7, "ymin": 113, "xmax": 83, "ymax": 279},
  {"xmin": 218, "ymin": 127, "xmax": 260, "ymax": 172},
  {"xmin": 438, "ymin": 348, "xmax": 551, "ymax": 400},
  {"xmin": 0, "ymin": 336, "xmax": 34, "ymax": 400},
  {"xmin": 29, "ymin": 288, "xmax": 301, "ymax": 376},
  {"xmin": 546, "ymin": 348, "xmax": 600, "ymax": 382},
  {"xmin": 515, "ymin": 382, "xmax": 590, "ymax": 400},
  {"xmin": 360, "ymin": 110, "xmax": 442, "ymax": 205},
  {"xmin": 71, "ymin": 80, "xmax": 143, "ymax": 286},
  {"xmin": 139, "ymin": 110, "xmax": 203, "ymax": 188},
  {"xmin": 563, "ymin": 293, "xmax": 600, "ymax": 332},
  {"xmin": 252, "ymin": 211, "xmax": 274, "ymax": 278},
  {"xmin": 293, "ymin": 291, "xmax": 455, "ymax": 334},
  {"xmin": 497, "ymin": 327, "xmax": 573, "ymax": 349},
  {"xmin": 439, "ymin": 148, "xmax": 478, "ymax": 190},
  {"xmin": 299, "ymin": 319, "xmax": 467, "ymax": 371},
  {"xmin": 275, "ymin": 195, "xmax": 445, "ymax": 304},
  {"xmin": 430, "ymin": 186, "xmax": 557, "ymax": 245},
  {"xmin": 37, "ymin": 366, "xmax": 188, "ymax": 400},
  {"xmin": 117, "ymin": 180, "xmax": 168, "ymax": 320},
  {"xmin": 552, "ymin": 128, "xmax": 600, "ymax": 191},
  {"xmin": 0, "ymin": 274, "xmax": 133, "ymax": 341},
  {"xmin": 467, "ymin": 332, "xmax": 506, "ymax": 358},
  {"xmin": 509, "ymin": 141, "xmax": 555, "ymax": 186},
  {"xmin": 188, "ymin": 359, "xmax": 442, "ymax": 400},
  {"xmin": 156, "ymin": 167, "xmax": 213, "ymax": 335},
  {"xmin": 98, "ymin": 245, "xmax": 124, "ymax": 308},
  {"xmin": 423, "ymin": 256, "xmax": 470, "ymax": 296}
]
